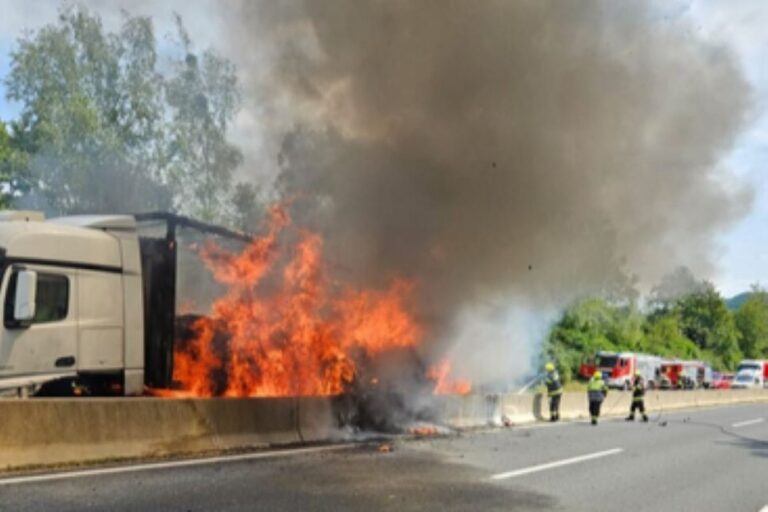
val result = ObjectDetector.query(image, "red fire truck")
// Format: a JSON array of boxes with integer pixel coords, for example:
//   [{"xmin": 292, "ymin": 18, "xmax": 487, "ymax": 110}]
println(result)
[
  {"xmin": 659, "ymin": 360, "xmax": 712, "ymax": 389},
  {"xmin": 579, "ymin": 351, "xmax": 662, "ymax": 390}
]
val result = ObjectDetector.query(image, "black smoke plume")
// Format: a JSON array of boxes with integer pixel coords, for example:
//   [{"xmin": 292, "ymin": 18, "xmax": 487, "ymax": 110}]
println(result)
[{"xmin": 225, "ymin": 0, "xmax": 752, "ymax": 384}]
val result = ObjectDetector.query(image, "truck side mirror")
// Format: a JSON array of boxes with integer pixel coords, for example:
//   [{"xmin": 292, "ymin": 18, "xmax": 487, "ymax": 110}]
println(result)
[{"xmin": 14, "ymin": 270, "xmax": 37, "ymax": 322}]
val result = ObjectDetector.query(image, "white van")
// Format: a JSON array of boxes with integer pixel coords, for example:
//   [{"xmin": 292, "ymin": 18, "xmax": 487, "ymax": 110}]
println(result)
[{"xmin": 731, "ymin": 370, "xmax": 764, "ymax": 389}]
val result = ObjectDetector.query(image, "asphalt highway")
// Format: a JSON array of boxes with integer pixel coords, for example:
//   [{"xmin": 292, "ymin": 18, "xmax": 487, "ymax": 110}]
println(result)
[{"xmin": 2, "ymin": 402, "xmax": 767, "ymax": 512}]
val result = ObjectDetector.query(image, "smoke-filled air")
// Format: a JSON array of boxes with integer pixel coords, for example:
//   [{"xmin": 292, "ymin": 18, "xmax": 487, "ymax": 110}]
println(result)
[
  {"xmin": 0, "ymin": 0, "xmax": 754, "ymax": 397},
  {"xmin": 216, "ymin": 0, "xmax": 752, "ymax": 387}
]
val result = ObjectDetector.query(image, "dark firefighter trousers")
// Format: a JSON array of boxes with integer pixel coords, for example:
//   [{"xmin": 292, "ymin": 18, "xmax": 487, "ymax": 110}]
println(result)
[
  {"xmin": 549, "ymin": 394, "xmax": 561, "ymax": 419},
  {"xmin": 629, "ymin": 399, "xmax": 645, "ymax": 417},
  {"xmin": 589, "ymin": 400, "xmax": 603, "ymax": 420}
]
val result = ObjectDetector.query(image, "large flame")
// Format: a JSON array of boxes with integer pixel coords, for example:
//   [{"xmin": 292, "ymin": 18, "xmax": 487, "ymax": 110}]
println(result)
[
  {"xmin": 428, "ymin": 360, "xmax": 472, "ymax": 396},
  {"xmin": 165, "ymin": 205, "xmax": 470, "ymax": 397}
]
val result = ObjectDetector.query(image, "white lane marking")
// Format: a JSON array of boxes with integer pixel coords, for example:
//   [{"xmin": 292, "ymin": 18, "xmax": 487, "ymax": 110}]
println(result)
[
  {"xmin": 0, "ymin": 444, "xmax": 356, "ymax": 486},
  {"xmin": 732, "ymin": 418, "xmax": 764, "ymax": 429},
  {"xmin": 759, "ymin": 506, "xmax": 768, "ymax": 512},
  {"xmin": 490, "ymin": 448, "xmax": 623, "ymax": 480}
]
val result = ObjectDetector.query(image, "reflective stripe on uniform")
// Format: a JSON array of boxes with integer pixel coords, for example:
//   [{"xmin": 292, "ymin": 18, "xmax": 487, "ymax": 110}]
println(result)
[{"xmin": 587, "ymin": 377, "xmax": 607, "ymax": 402}]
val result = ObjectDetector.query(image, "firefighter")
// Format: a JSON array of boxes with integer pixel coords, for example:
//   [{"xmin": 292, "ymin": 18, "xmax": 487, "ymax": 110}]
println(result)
[
  {"xmin": 626, "ymin": 371, "xmax": 649, "ymax": 422},
  {"xmin": 587, "ymin": 370, "xmax": 608, "ymax": 425},
  {"xmin": 544, "ymin": 362, "xmax": 562, "ymax": 422}
]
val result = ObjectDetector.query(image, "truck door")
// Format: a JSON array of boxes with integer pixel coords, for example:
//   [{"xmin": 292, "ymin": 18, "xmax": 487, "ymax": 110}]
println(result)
[
  {"xmin": 619, "ymin": 358, "xmax": 630, "ymax": 387},
  {"xmin": 76, "ymin": 269, "xmax": 124, "ymax": 371},
  {"xmin": 0, "ymin": 266, "xmax": 78, "ymax": 377}
]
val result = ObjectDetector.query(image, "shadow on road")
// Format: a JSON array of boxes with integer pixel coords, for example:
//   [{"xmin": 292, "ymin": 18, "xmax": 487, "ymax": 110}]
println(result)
[{"xmin": 662, "ymin": 417, "xmax": 768, "ymax": 459}]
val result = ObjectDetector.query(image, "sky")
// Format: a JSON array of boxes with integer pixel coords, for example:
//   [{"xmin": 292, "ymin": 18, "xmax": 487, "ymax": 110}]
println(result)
[{"xmin": 0, "ymin": 1, "xmax": 765, "ymax": 298}]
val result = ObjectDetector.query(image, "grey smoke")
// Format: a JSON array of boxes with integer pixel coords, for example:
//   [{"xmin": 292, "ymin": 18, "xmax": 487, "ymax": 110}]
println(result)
[{"xmin": 221, "ymin": 1, "xmax": 752, "ymax": 385}]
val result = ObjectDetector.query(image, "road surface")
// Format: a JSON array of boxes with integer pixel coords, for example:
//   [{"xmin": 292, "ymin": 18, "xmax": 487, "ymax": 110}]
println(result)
[{"xmin": 2, "ymin": 402, "xmax": 767, "ymax": 511}]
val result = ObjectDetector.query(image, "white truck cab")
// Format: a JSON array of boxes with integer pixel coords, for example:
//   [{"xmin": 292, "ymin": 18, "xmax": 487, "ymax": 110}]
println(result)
[{"xmin": 0, "ymin": 212, "xmax": 144, "ymax": 396}]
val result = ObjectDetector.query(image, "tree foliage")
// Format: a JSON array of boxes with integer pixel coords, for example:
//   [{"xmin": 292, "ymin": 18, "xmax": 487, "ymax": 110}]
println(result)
[
  {"xmin": 734, "ymin": 285, "xmax": 768, "ymax": 359},
  {"xmin": 164, "ymin": 16, "xmax": 242, "ymax": 222},
  {"xmin": 643, "ymin": 312, "xmax": 700, "ymax": 360},
  {"xmin": 545, "ymin": 275, "xmax": 757, "ymax": 381},
  {"xmin": 5, "ymin": 8, "xmax": 170, "ymax": 213},
  {"xmin": 0, "ymin": 121, "xmax": 30, "ymax": 207},
  {"xmin": 2, "ymin": 6, "xmax": 250, "ymax": 222},
  {"xmin": 674, "ymin": 283, "xmax": 742, "ymax": 368}
]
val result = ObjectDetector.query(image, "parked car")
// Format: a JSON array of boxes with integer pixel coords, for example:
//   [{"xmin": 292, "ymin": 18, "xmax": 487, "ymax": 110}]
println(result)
[
  {"xmin": 733, "ymin": 360, "xmax": 768, "ymax": 388},
  {"xmin": 731, "ymin": 371, "xmax": 764, "ymax": 389},
  {"xmin": 711, "ymin": 372, "xmax": 733, "ymax": 390}
]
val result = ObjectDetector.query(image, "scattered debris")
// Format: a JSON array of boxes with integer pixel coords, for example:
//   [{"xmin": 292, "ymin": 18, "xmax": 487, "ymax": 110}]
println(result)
[{"xmin": 410, "ymin": 425, "xmax": 439, "ymax": 436}]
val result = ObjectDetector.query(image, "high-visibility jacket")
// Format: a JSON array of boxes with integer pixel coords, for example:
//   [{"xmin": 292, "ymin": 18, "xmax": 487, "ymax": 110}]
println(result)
[
  {"xmin": 632, "ymin": 378, "xmax": 645, "ymax": 402},
  {"xmin": 587, "ymin": 376, "xmax": 607, "ymax": 402},
  {"xmin": 545, "ymin": 371, "xmax": 562, "ymax": 396}
]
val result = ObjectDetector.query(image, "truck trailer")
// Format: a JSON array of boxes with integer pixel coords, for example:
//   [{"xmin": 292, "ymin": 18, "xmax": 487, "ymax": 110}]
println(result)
[{"xmin": 0, "ymin": 210, "xmax": 250, "ymax": 397}]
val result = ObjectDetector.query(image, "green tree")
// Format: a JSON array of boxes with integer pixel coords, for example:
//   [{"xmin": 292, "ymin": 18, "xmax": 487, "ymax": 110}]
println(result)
[
  {"xmin": 4, "ymin": 6, "xmax": 244, "ymax": 221},
  {"xmin": 643, "ymin": 311, "xmax": 700, "ymax": 359},
  {"xmin": 675, "ymin": 283, "xmax": 742, "ymax": 369},
  {"xmin": 164, "ymin": 16, "xmax": 242, "ymax": 222},
  {"xmin": 543, "ymin": 282, "xmax": 745, "ymax": 379},
  {"xmin": 5, "ymin": 7, "xmax": 172, "ymax": 214},
  {"xmin": 544, "ymin": 297, "xmax": 644, "ymax": 381},
  {"xmin": 734, "ymin": 285, "xmax": 768, "ymax": 359},
  {"xmin": 0, "ymin": 121, "xmax": 30, "ymax": 207}
]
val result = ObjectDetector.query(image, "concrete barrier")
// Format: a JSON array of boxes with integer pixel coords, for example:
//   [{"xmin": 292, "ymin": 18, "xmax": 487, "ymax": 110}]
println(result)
[
  {"xmin": 500, "ymin": 393, "xmax": 538, "ymax": 424},
  {"xmin": 1, "ymin": 390, "xmax": 766, "ymax": 471},
  {"xmin": 443, "ymin": 389, "xmax": 768, "ymax": 427},
  {"xmin": 433, "ymin": 394, "xmax": 503, "ymax": 427},
  {"xmin": 0, "ymin": 397, "xmax": 324, "ymax": 471},
  {"xmin": 295, "ymin": 397, "xmax": 342, "ymax": 442}
]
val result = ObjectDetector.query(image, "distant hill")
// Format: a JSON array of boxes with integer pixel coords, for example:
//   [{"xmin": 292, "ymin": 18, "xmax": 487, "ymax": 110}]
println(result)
[{"xmin": 726, "ymin": 292, "xmax": 752, "ymax": 311}]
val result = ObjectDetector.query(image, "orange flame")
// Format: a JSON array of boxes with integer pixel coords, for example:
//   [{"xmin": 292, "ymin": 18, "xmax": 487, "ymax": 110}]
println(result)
[
  {"xmin": 427, "ymin": 359, "xmax": 472, "ymax": 395},
  {"xmin": 167, "ymin": 205, "xmax": 466, "ymax": 397}
]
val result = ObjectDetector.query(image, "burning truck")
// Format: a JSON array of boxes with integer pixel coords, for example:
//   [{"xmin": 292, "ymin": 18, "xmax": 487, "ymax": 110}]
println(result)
[{"xmin": 0, "ymin": 208, "xmax": 469, "ymax": 411}]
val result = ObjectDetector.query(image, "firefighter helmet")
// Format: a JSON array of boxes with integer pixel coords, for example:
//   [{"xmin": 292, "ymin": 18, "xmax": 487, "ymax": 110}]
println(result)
[
  {"xmin": 593, "ymin": 370, "xmax": 602, "ymax": 378},
  {"xmin": 545, "ymin": 362, "xmax": 555, "ymax": 372}
]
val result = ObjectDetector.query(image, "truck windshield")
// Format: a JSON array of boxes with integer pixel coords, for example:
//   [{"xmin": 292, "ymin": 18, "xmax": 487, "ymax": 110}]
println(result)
[
  {"xmin": 597, "ymin": 355, "xmax": 618, "ymax": 367},
  {"xmin": 737, "ymin": 363, "xmax": 760, "ymax": 372}
]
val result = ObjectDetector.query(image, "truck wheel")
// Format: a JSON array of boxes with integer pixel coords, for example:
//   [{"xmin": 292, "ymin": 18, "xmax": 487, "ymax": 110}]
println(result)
[{"xmin": 623, "ymin": 381, "xmax": 630, "ymax": 391}]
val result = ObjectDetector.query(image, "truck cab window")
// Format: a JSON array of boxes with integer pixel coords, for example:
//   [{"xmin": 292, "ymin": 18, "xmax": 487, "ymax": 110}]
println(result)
[{"xmin": 4, "ymin": 270, "xmax": 70, "ymax": 326}]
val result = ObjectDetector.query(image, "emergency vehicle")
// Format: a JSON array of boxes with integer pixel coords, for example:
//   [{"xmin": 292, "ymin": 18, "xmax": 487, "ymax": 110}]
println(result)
[
  {"xmin": 660, "ymin": 360, "xmax": 712, "ymax": 389},
  {"xmin": 732, "ymin": 360, "xmax": 768, "ymax": 389},
  {"xmin": 579, "ymin": 351, "xmax": 661, "ymax": 390}
]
